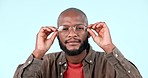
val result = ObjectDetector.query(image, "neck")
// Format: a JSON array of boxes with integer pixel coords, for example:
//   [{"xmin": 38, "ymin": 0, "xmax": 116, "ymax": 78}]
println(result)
[{"xmin": 65, "ymin": 50, "xmax": 87, "ymax": 64}]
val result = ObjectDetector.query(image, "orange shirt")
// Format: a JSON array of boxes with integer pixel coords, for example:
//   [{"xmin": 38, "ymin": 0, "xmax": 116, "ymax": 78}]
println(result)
[{"xmin": 64, "ymin": 62, "xmax": 84, "ymax": 78}]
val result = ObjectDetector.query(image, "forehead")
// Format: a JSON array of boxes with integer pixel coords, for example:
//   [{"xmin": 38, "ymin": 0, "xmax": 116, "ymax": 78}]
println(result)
[
  {"xmin": 59, "ymin": 16, "xmax": 85, "ymax": 25},
  {"xmin": 58, "ymin": 11, "xmax": 86, "ymax": 26}
]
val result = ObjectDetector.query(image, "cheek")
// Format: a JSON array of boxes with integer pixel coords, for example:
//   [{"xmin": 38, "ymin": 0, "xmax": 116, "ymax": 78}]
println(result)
[
  {"xmin": 59, "ymin": 36, "xmax": 65, "ymax": 42},
  {"xmin": 80, "ymin": 33, "xmax": 88, "ymax": 41}
]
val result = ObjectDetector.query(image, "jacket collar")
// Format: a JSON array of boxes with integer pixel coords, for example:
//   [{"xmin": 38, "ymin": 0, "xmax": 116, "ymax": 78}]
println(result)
[{"xmin": 83, "ymin": 46, "xmax": 96, "ymax": 65}]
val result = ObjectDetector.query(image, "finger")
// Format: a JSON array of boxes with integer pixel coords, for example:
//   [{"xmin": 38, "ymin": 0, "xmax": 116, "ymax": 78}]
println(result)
[
  {"xmin": 96, "ymin": 22, "xmax": 107, "ymax": 28},
  {"xmin": 40, "ymin": 26, "xmax": 58, "ymax": 35},
  {"xmin": 39, "ymin": 27, "xmax": 51, "ymax": 33},
  {"xmin": 96, "ymin": 24, "xmax": 103, "ymax": 32},
  {"xmin": 87, "ymin": 24, "xmax": 94, "ymax": 28},
  {"xmin": 97, "ymin": 22, "xmax": 109, "ymax": 32},
  {"xmin": 45, "ymin": 26, "xmax": 58, "ymax": 32},
  {"xmin": 87, "ymin": 22, "xmax": 107, "ymax": 33},
  {"xmin": 88, "ymin": 23, "xmax": 100, "ymax": 30},
  {"xmin": 92, "ymin": 23, "xmax": 99, "ymax": 29},
  {"xmin": 47, "ymin": 31, "xmax": 58, "ymax": 43},
  {"xmin": 37, "ymin": 27, "xmax": 54, "ymax": 39},
  {"xmin": 92, "ymin": 22, "xmax": 105, "ymax": 33},
  {"xmin": 87, "ymin": 24, "xmax": 99, "ymax": 34},
  {"xmin": 87, "ymin": 28, "xmax": 97, "ymax": 39}
]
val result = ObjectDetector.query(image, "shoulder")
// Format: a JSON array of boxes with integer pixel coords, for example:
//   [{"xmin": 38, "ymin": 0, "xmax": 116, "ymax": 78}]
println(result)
[
  {"xmin": 88, "ymin": 45, "xmax": 105, "ymax": 59},
  {"xmin": 41, "ymin": 51, "xmax": 66, "ymax": 66},
  {"xmin": 91, "ymin": 49, "xmax": 105, "ymax": 58},
  {"xmin": 87, "ymin": 48, "xmax": 106, "ymax": 62},
  {"xmin": 94, "ymin": 51, "xmax": 106, "ymax": 60}
]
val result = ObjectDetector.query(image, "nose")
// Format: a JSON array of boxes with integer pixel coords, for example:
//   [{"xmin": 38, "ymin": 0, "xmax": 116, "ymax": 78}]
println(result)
[{"xmin": 67, "ymin": 28, "xmax": 77, "ymax": 38}]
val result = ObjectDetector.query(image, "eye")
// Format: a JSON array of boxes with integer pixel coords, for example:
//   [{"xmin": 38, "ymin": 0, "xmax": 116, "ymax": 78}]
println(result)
[
  {"xmin": 77, "ymin": 27, "xmax": 84, "ymax": 30},
  {"xmin": 76, "ymin": 25, "xmax": 85, "ymax": 30},
  {"xmin": 58, "ymin": 26, "xmax": 69, "ymax": 31},
  {"xmin": 63, "ymin": 27, "xmax": 69, "ymax": 31}
]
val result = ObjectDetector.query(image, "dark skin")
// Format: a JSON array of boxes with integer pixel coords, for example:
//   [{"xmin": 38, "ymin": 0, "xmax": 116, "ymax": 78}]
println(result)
[
  {"xmin": 58, "ymin": 10, "xmax": 88, "ymax": 63},
  {"xmin": 33, "ymin": 10, "xmax": 115, "ymax": 64}
]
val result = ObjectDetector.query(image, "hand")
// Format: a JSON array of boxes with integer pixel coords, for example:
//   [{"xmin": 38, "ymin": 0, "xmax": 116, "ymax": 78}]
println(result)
[
  {"xmin": 87, "ymin": 22, "xmax": 115, "ymax": 53},
  {"xmin": 33, "ymin": 26, "xmax": 58, "ymax": 59}
]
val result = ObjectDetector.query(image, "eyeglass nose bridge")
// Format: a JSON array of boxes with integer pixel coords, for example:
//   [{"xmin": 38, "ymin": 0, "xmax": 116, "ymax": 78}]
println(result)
[
  {"xmin": 69, "ymin": 26, "xmax": 77, "ymax": 32},
  {"xmin": 67, "ymin": 26, "xmax": 77, "ymax": 35}
]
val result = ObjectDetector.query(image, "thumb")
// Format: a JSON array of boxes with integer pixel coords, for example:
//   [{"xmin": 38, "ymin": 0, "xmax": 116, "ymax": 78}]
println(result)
[
  {"xmin": 87, "ymin": 28, "xmax": 96, "ymax": 39},
  {"xmin": 87, "ymin": 28, "xmax": 101, "ymax": 46},
  {"xmin": 46, "ymin": 32, "xmax": 58, "ymax": 46}
]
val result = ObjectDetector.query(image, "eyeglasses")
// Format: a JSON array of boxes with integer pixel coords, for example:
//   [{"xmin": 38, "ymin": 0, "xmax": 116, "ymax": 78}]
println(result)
[{"xmin": 58, "ymin": 24, "xmax": 87, "ymax": 35}]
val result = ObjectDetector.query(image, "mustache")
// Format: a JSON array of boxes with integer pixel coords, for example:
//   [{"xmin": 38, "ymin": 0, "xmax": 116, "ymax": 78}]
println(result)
[{"xmin": 64, "ymin": 38, "xmax": 81, "ymax": 43}]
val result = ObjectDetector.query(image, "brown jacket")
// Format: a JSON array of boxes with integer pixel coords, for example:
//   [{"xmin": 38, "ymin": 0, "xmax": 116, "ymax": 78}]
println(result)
[{"xmin": 14, "ymin": 47, "xmax": 142, "ymax": 78}]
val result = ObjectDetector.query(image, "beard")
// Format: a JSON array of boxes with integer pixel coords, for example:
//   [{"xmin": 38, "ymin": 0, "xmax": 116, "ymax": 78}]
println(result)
[{"xmin": 57, "ymin": 36, "xmax": 89, "ymax": 56}]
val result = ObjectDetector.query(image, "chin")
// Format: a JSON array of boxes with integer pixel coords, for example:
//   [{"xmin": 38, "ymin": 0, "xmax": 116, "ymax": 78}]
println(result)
[{"xmin": 66, "ymin": 45, "xmax": 80, "ymax": 51}]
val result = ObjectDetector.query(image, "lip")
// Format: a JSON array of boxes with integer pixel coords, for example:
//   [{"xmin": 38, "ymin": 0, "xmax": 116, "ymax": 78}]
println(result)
[{"xmin": 65, "ymin": 39, "xmax": 81, "ymax": 45}]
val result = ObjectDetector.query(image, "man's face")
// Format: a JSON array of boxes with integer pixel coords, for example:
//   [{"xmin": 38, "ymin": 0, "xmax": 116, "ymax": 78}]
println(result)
[{"xmin": 57, "ymin": 12, "xmax": 89, "ymax": 56}]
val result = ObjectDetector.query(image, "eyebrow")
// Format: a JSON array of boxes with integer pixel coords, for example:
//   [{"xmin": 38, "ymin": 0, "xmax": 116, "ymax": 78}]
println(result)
[
  {"xmin": 61, "ymin": 25, "xmax": 70, "ymax": 27},
  {"xmin": 61, "ymin": 24, "xmax": 84, "ymax": 27}
]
